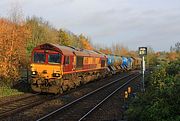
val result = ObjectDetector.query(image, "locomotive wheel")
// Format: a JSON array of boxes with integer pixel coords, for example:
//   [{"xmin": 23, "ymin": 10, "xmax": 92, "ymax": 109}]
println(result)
[
  {"xmin": 62, "ymin": 85, "xmax": 69, "ymax": 92},
  {"xmin": 72, "ymin": 76, "xmax": 81, "ymax": 87}
]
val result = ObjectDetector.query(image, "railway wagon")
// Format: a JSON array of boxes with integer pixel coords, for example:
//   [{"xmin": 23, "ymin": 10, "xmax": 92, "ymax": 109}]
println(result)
[
  {"xmin": 132, "ymin": 57, "xmax": 142, "ymax": 69},
  {"xmin": 121, "ymin": 56, "xmax": 128, "ymax": 70},
  {"xmin": 107, "ymin": 55, "xmax": 122, "ymax": 73},
  {"xmin": 107, "ymin": 54, "xmax": 115, "ymax": 66},
  {"xmin": 114, "ymin": 55, "xmax": 122, "ymax": 71},
  {"xmin": 30, "ymin": 43, "xmax": 108, "ymax": 94},
  {"xmin": 127, "ymin": 57, "xmax": 134, "ymax": 70},
  {"xmin": 107, "ymin": 54, "xmax": 115, "ymax": 72}
]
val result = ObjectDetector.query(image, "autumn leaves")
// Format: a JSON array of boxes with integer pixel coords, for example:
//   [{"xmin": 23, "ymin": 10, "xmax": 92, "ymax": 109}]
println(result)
[{"xmin": 0, "ymin": 17, "xmax": 94, "ymax": 85}]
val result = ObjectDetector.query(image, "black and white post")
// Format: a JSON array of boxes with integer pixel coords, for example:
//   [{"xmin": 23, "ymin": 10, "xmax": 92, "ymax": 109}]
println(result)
[{"xmin": 138, "ymin": 47, "xmax": 147, "ymax": 92}]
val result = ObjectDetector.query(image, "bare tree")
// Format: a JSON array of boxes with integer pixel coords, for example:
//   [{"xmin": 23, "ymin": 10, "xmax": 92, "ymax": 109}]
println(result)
[
  {"xmin": 170, "ymin": 42, "xmax": 180, "ymax": 53},
  {"xmin": 175, "ymin": 42, "xmax": 180, "ymax": 53},
  {"xmin": 8, "ymin": 1, "xmax": 24, "ymax": 24}
]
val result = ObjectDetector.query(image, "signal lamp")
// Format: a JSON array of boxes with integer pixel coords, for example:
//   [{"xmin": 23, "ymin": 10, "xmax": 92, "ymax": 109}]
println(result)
[
  {"xmin": 128, "ymin": 87, "xmax": 132, "ymax": 94},
  {"xmin": 124, "ymin": 91, "xmax": 128, "ymax": 99}
]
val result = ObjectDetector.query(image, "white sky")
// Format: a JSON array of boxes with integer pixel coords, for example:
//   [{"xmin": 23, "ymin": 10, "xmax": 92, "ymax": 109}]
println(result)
[{"xmin": 0, "ymin": 0, "xmax": 180, "ymax": 51}]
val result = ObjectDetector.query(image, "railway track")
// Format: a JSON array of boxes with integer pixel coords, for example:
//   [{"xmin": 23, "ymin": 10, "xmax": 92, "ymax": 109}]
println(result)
[
  {"xmin": 84, "ymin": 73, "xmax": 141, "ymax": 120},
  {"xmin": 37, "ymin": 72, "xmax": 140, "ymax": 121},
  {"xmin": 0, "ymin": 93, "xmax": 56, "ymax": 119},
  {"xmin": 0, "ymin": 93, "xmax": 40, "ymax": 107}
]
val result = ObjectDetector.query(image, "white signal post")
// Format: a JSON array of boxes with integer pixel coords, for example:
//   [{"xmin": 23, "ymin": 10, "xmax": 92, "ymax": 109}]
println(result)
[
  {"xmin": 142, "ymin": 56, "xmax": 145, "ymax": 92},
  {"xmin": 139, "ymin": 47, "xmax": 147, "ymax": 92}
]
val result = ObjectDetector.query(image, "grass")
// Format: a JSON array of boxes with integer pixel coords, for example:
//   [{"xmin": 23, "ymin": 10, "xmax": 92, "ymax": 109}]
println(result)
[
  {"xmin": 0, "ymin": 69, "xmax": 30, "ymax": 98},
  {"xmin": 0, "ymin": 86, "xmax": 24, "ymax": 98}
]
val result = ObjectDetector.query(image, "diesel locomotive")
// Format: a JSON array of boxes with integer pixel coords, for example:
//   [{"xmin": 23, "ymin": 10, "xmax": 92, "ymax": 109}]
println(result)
[{"xmin": 30, "ymin": 43, "xmax": 141, "ymax": 94}]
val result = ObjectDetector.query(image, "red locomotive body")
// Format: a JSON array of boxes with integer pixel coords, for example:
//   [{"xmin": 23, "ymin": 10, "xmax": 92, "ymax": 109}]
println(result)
[{"xmin": 31, "ymin": 43, "xmax": 108, "ymax": 94}]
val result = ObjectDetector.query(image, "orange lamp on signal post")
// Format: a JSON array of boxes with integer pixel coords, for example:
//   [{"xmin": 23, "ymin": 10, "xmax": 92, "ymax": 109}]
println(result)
[{"xmin": 128, "ymin": 87, "xmax": 132, "ymax": 94}]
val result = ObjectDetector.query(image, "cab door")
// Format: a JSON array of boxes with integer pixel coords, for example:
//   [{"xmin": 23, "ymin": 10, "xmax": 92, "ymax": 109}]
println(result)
[{"xmin": 63, "ymin": 56, "xmax": 73, "ymax": 72}]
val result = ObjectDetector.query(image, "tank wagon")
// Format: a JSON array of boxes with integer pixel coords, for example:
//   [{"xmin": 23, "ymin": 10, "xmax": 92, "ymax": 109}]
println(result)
[
  {"xmin": 106, "ymin": 55, "xmax": 122, "ymax": 74},
  {"xmin": 132, "ymin": 57, "xmax": 142, "ymax": 69},
  {"xmin": 30, "ymin": 43, "xmax": 141, "ymax": 94}
]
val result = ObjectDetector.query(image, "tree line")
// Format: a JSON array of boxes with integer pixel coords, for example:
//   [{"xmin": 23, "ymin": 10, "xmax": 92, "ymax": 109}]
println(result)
[
  {"xmin": 0, "ymin": 16, "xmax": 135, "ymax": 86},
  {"xmin": 0, "ymin": 14, "xmax": 179, "ymax": 87},
  {"xmin": 0, "ymin": 16, "xmax": 94, "ymax": 86}
]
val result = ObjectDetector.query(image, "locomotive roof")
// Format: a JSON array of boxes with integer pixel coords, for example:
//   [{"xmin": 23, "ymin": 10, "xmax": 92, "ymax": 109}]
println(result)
[
  {"xmin": 51, "ymin": 43, "xmax": 90, "ymax": 56},
  {"xmin": 34, "ymin": 43, "xmax": 104, "ymax": 58}
]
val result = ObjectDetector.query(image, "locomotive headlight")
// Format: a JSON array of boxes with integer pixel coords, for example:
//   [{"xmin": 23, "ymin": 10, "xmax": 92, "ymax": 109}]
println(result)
[
  {"xmin": 52, "ymin": 73, "xmax": 60, "ymax": 77},
  {"xmin": 32, "ymin": 71, "xmax": 37, "ymax": 75}
]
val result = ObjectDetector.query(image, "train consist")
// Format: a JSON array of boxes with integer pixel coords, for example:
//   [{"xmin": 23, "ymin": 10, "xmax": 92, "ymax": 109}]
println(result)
[{"xmin": 30, "ymin": 43, "xmax": 141, "ymax": 94}]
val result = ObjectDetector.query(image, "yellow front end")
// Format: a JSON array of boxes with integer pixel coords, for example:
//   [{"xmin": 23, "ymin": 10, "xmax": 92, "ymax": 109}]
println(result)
[{"xmin": 31, "ymin": 63, "xmax": 63, "ymax": 94}]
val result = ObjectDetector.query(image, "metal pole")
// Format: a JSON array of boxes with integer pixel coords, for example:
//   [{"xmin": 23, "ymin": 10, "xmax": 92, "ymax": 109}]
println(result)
[{"xmin": 142, "ymin": 56, "xmax": 145, "ymax": 92}]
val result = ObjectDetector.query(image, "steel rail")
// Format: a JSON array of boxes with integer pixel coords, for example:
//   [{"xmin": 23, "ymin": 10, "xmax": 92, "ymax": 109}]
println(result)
[
  {"xmin": 37, "ymin": 72, "xmax": 138, "ymax": 121},
  {"xmin": 0, "ymin": 93, "xmax": 40, "ymax": 107},
  {"xmin": 0, "ymin": 94, "xmax": 55, "ymax": 119},
  {"xmin": 78, "ymin": 74, "xmax": 140, "ymax": 121}
]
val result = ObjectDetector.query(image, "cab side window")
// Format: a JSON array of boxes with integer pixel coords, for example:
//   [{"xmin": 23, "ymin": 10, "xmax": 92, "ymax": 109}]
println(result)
[
  {"xmin": 64, "ymin": 56, "xmax": 70, "ymax": 65},
  {"xmin": 101, "ymin": 60, "xmax": 105, "ymax": 67},
  {"xmin": 76, "ymin": 56, "xmax": 83, "ymax": 68}
]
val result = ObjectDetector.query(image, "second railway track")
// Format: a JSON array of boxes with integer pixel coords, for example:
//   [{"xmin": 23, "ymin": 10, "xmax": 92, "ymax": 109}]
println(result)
[
  {"xmin": 37, "ymin": 72, "xmax": 141, "ymax": 121},
  {"xmin": 0, "ymin": 93, "xmax": 56, "ymax": 119}
]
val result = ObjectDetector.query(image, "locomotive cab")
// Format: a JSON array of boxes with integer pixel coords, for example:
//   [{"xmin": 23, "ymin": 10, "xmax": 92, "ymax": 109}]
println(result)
[
  {"xmin": 31, "ymin": 50, "xmax": 62, "ymax": 79},
  {"xmin": 30, "ymin": 44, "xmax": 64, "ymax": 93}
]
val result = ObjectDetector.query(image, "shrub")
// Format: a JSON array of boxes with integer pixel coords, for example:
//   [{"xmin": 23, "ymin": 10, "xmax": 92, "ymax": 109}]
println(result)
[{"xmin": 126, "ymin": 61, "xmax": 180, "ymax": 121}]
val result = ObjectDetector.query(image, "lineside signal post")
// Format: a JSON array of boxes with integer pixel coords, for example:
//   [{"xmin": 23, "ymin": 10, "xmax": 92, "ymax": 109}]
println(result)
[{"xmin": 138, "ymin": 47, "xmax": 147, "ymax": 92}]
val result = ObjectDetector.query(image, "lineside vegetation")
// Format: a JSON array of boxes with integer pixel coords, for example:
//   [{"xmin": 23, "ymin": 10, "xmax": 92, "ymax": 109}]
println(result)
[{"xmin": 126, "ymin": 52, "xmax": 180, "ymax": 121}]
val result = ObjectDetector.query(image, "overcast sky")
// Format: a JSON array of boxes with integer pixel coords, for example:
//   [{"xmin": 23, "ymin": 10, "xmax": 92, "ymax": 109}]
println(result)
[{"xmin": 0, "ymin": 0, "xmax": 180, "ymax": 51}]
